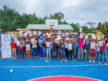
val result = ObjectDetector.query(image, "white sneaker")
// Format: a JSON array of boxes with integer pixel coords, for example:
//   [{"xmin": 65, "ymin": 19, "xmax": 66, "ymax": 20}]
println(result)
[
  {"xmin": 104, "ymin": 63, "xmax": 107, "ymax": 65},
  {"xmin": 89, "ymin": 60, "xmax": 91, "ymax": 62},
  {"xmin": 93, "ymin": 60, "xmax": 95, "ymax": 63},
  {"xmin": 99, "ymin": 62, "xmax": 102, "ymax": 64}
]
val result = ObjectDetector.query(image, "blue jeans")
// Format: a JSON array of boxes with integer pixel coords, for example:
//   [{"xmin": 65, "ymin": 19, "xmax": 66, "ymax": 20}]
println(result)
[
  {"xmin": 73, "ymin": 47, "xmax": 78, "ymax": 59},
  {"xmin": 16, "ymin": 46, "xmax": 19, "ymax": 55},
  {"xmin": 0, "ymin": 47, "xmax": 1, "ymax": 53},
  {"xmin": 32, "ymin": 47, "xmax": 37, "ymax": 58},
  {"xmin": 96, "ymin": 52, "xmax": 100, "ymax": 60},
  {"xmin": 60, "ymin": 48, "xmax": 65, "ymax": 59},
  {"xmin": 100, "ymin": 51, "xmax": 106, "ymax": 63},
  {"xmin": 43, "ymin": 48, "xmax": 46, "ymax": 58},
  {"xmin": 52, "ymin": 48, "xmax": 57, "ymax": 59},
  {"xmin": 46, "ymin": 47, "xmax": 51, "ymax": 59},
  {"xmin": 18, "ymin": 49, "xmax": 23, "ymax": 59},
  {"xmin": 107, "ymin": 48, "xmax": 108, "ymax": 55},
  {"xmin": 40, "ymin": 46, "xmax": 42, "ymax": 58}
]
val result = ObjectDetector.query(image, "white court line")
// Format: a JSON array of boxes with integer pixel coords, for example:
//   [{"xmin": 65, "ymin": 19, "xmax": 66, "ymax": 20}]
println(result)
[{"xmin": 0, "ymin": 64, "xmax": 108, "ymax": 68}]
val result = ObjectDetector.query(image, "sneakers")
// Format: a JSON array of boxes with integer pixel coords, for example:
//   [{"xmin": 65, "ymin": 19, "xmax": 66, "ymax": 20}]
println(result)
[
  {"xmin": 65, "ymin": 59, "xmax": 68, "ymax": 62},
  {"xmin": 89, "ymin": 60, "xmax": 91, "ymax": 62},
  {"xmin": 61, "ymin": 59, "xmax": 63, "ymax": 62},
  {"xmin": 82, "ymin": 59, "xmax": 84, "ymax": 61},
  {"xmin": 99, "ymin": 62, "xmax": 102, "ymax": 64},
  {"xmin": 86, "ymin": 59, "xmax": 89, "ymax": 61},
  {"xmin": 71, "ymin": 60, "xmax": 73, "ymax": 62},
  {"xmin": 104, "ymin": 63, "xmax": 107, "ymax": 65},
  {"xmin": 93, "ymin": 60, "xmax": 95, "ymax": 63}
]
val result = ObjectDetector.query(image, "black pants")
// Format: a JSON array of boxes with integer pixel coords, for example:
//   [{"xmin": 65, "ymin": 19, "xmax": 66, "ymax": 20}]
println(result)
[
  {"xmin": 68, "ymin": 50, "xmax": 72, "ymax": 60},
  {"xmin": 65, "ymin": 48, "xmax": 68, "ymax": 59},
  {"xmin": 57, "ymin": 46, "xmax": 60, "ymax": 58}
]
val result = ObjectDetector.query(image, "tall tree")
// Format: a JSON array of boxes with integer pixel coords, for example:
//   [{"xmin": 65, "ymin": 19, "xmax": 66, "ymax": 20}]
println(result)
[
  {"xmin": 50, "ymin": 12, "xmax": 64, "ymax": 24},
  {"xmin": 70, "ymin": 23, "xmax": 79, "ymax": 32},
  {"xmin": 97, "ymin": 22, "xmax": 108, "ymax": 39}
]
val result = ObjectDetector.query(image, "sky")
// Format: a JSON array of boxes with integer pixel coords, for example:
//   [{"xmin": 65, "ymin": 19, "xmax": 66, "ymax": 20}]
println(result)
[{"xmin": 0, "ymin": 0, "xmax": 108, "ymax": 26}]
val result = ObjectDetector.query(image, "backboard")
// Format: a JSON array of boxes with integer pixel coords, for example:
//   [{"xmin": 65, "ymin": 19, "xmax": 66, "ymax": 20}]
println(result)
[{"xmin": 45, "ymin": 19, "xmax": 58, "ymax": 27}]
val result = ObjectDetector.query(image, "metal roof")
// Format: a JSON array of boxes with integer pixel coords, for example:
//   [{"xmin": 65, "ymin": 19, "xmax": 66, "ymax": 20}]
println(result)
[{"xmin": 26, "ymin": 24, "xmax": 73, "ymax": 30}]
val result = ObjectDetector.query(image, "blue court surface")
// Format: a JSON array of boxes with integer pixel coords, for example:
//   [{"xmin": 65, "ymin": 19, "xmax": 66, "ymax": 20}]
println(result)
[{"xmin": 0, "ymin": 57, "xmax": 108, "ymax": 81}]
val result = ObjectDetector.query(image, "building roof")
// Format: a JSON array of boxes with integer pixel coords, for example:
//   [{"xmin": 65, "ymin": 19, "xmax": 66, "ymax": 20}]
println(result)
[{"xmin": 26, "ymin": 24, "xmax": 73, "ymax": 30}]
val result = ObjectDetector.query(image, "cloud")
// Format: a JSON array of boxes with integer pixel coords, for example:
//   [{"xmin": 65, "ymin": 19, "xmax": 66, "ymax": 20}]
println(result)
[
  {"xmin": 0, "ymin": 0, "xmax": 26, "ymax": 13},
  {"xmin": 61, "ymin": 0, "xmax": 84, "ymax": 8},
  {"xmin": 0, "ymin": 0, "xmax": 108, "ymax": 26}
]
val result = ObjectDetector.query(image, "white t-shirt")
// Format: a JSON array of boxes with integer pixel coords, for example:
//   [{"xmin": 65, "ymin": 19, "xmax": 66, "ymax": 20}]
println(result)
[
  {"xmin": 65, "ymin": 42, "xmax": 68, "ymax": 48},
  {"xmin": 68, "ymin": 43, "xmax": 73, "ymax": 50},
  {"xmin": 98, "ymin": 41, "xmax": 103, "ymax": 47},
  {"xmin": 90, "ymin": 42, "xmax": 96, "ymax": 49},
  {"xmin": 46, "ymin": 42, "xmax": 51, "ymax": 48},
  {"xmin": 65, "ymin": 37, "xmax": 69, "ymax": 41},
  {"xmin": 16, "ymin": 40, "xmax": 20, "ymax": 46},
  {"xmin": 26, "ymin": 44, "xmax": 30, "ymax": 50},
  {"xmin": 106, "ymin": 43, "xmax": 108, "ymax": 47},
  {"xmin": 96, "ymin": 43, "xmax": 100, "ymax": 52},
  {"xmin": 31, "ymin": 38, "xmax": 37, "ymax": 48}
]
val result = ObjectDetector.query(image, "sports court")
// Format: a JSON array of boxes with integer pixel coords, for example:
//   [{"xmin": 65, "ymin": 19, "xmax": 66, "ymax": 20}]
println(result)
[{"xmin": 0, "ymin": 55, "xmax": 108, "ymax": 81}]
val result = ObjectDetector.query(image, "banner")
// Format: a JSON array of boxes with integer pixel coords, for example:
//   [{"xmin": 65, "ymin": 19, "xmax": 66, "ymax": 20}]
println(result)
[{"xmin": 1, "ymin": 34, "xmax": 11, "ymax": 58}]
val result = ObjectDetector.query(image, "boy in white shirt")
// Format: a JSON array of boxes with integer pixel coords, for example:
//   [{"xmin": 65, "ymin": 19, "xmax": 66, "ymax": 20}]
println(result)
[
  {"xmin": 89, "ymin": 39, "xmax": 96, "ymax": 63},
  {"xmin": 45, "ymin": 38, "xmax": 51, "ymax": 60},
  {"xmin": 67, "ymin": 40, "xmax": 73, "ymax": 61},
  {"xmin": 31, "ymin": 37, "xmax": 37, "ymax": 59}
]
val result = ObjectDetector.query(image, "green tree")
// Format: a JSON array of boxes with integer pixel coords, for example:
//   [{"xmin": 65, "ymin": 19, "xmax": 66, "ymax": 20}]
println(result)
[
  {"xmin": 0, "ymin": 6, "xmax": 20, "ymax": 32},
  {"xmin": 70, "ymin": 23, "xmax": 79, "ymax": 32},
  {"xmin": 50, "ymin": 12, "xmax": 64, "ymax": 24},
  {"xmin": 0, "ymin": 6, "xmax": 46, "ymax": 32},
  {"xmin": 81, "ymin": 25, "xmax": 91, "ymax": 33},
  {"xmin": 97, "ymin": 22, "xmax": 108, "ymax": 39}
]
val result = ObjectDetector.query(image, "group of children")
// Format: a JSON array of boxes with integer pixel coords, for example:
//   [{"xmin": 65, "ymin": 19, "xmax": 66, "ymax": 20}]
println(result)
[{"xmin": 8, "ymin": 32, "xmax": 108, "ymax": 65}]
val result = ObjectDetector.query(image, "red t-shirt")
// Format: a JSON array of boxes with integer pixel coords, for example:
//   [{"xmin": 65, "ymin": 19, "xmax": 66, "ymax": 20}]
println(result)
[
  {"xmin": 18, "ymin": 43, "xmax": 23, "ymax": 50},
  {"xmin": 100, "ymin": 43, "xmax": 106, "ymax": 51},
  {"xmin": 10, "ymin": 43, "xmax": 16, "ymax": 48}
]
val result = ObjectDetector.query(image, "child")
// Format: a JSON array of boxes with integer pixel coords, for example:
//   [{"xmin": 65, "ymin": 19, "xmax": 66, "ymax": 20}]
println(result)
[
  {"xmin": 38, "ymin": 36, "xmax": 44, "ymax": 59},
  {"xmin": 89, "ymin": 39, "xmax": 96, "ymax": 63},
  {"xmin": 99, "ymin": 39, "xmax": 107, "ymax": 65},
  {"xmin": 52, "ymin": 39, "xmax": 57, "ymax": 60},
  {"xmin": 26, "ymin": 42, "xmax": 31, "ymax": 59},
  {"xmin": 45, "ymin": 38, "xmax": 51, "ymax": 60},
  {"xmin": 67, "ymin": 40, "xmax": 73, "ymax": 61},
  {"xmin": 60, "ymin": 40, "xmax": 65, "ymax": 61},
  {"xmin": 22, "ymin": 38, "xmax": 26, "ymax": 59},
  {"xmin": 10, "ymin": 39, "xmax": 17, "ymax": 59},
  {"xmin": 84, "ymin": 36, "xmax": 90, "ymax": 61},
  {"xmin": 0, "ymin": 40, "xmax": 3, "ymax": 60},
  {"xmin": 57, "ymin": 39, "xmax": 60, "ymax": 59},
  {"xmin": 106, "ymin": 41, "xmax": 108, "ymax": 56},
  {"xmin": 42, "ymin": 41, "xmax": 46, "ymax": 59},
  {"xmin": 95, "ymin": 41, "xmax": 100, "ymax": 61},
  {"xmin": 31, "ymin": 36, "xmax": 37, "ymax": 59},
  {"xmin": 65, "ymin": 38, "xmax": 69, "ymax": 62},
  {"xmin": 72, "ymin": 35, "xmax": 78, "ymax": 60},
  {"xmin": 78, "ymin": 36, "xmax": 84, "ymax": 61},
  {"xmin": 18, "ymin": 40, "xmax": 23, "ymax": 61}
]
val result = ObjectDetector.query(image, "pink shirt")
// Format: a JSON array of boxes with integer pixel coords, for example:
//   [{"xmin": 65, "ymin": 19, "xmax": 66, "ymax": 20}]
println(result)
[{"xmin": 78, "ymin": 38, "xmax": 84, "ymax": 48}]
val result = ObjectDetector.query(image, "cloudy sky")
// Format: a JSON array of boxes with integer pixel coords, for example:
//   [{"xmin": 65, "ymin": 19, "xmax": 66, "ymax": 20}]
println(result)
[{"xmin": 0, "ymin": 0, "xmax": 108, "ymax": 26}]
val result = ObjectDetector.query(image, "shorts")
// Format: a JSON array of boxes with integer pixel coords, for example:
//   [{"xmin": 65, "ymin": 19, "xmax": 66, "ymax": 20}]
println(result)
[
  {"xmin": 26, "ymin": 50, "xmax": 30, "ymax": 55},
  {"xmin": 89, "ymin": 49, "xmax": 96, "ymax": 56}
]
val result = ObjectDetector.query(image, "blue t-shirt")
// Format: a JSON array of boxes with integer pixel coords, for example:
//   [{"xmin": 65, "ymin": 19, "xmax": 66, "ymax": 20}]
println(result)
[{"xmin": 72, "ymin": 37, "xmax": 78, "ymax": 48}]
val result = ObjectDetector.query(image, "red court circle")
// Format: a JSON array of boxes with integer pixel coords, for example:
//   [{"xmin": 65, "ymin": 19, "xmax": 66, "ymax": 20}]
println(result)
[{"xmin": 30, "ymin": 76, "xmax": 99, "ymax": 81}]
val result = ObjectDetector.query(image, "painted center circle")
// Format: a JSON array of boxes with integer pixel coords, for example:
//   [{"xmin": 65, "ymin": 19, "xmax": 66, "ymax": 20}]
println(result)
[{"xmin": 30, "ymin": 76, "xmax": 99, "ymax": 81}]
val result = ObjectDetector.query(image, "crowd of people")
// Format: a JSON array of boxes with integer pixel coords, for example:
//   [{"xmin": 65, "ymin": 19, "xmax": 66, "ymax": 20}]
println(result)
[{"xmin": 1, "ymin": 32, "xmax": 108, "ymax": 65}]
